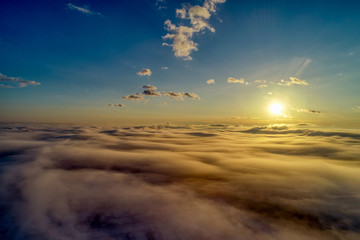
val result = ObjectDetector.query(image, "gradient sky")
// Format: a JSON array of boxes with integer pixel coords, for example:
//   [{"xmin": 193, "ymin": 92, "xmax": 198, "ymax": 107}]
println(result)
[{"xmin": 1, "ymin": 0, "xmax": 359, "ymax": 125}]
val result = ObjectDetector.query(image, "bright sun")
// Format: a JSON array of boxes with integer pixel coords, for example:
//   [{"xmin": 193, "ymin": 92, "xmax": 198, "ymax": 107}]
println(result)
[{"xmin": 269, "ymin": 102, "xmax": 284, "ymax": 115}]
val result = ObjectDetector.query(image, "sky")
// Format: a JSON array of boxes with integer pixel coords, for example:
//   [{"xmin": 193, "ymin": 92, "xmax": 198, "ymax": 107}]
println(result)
[{"xmin": 0, "ymin": 0, "xmax": 359, "ymax": 125}]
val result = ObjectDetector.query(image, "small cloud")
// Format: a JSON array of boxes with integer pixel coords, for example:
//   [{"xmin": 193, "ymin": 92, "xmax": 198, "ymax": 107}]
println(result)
[
  {"xmin": 161, "ymin": 102, "xmax": 167, "ymax": 105},
  {"xmin": 0, "ymin": 73, "xmax": 41, "ymax": 88},
  {"xmin": 137, "ymin": 69, "xmax": 152, "ymax": 76},
  {"xmin": 155, "ymin": 0, "xmax": 167, "ymax": 10},
  {"xmin": 268, "ymin": 92, "xmax": 273, "ymax": 95},
  {"xmin": 163, "ymin": 91, "xmax": 200, "ymax": 100},
  {"xmin": 108, "ymin": 104, "xmax": 125, "ymax": 107},
  {"xmin": 292, "ymin": 108, "xmax": 322, "ymax": 114},
  {"xmin": 206, "ymin": 79, "xmax": 215, "ymax": 85},
  {"xmin": 278, "ymin": 77, "xmax": 309, "ymax": 87},
  {"xmin": 163, "ymin": 0, "xmax": 226, "ymax": 60},
  {"xmin": 183, "ymin": 92, "xmax": 200, "ymax": 100},
  {"xmin": 142, "ymin": 85, "xmax": 161, "ymax": 96},
  {"xmin": 67, "ymin": 3, "xmax": 102, "ymax": 16},
  {"xmin": 161, "ymin": 66, "xmax": 168, "ymax": 70},
  {"xmin": 254, "ymin": 80, "xmax": 266, "ymax": 84},
  {"xmin": 122, "ymin": 93, "xmax": 144, "ymax": 101},
  {"xmin": 142, "ymin": 85, "xmax": 157, "ymax": 90},
  {"xmin": 227, "ymin": 77, "xmax": 245, "ymax": 84},
  {"xmin": 257, "ymin": 84, "xmax": 268, "ymax": 89},
  {"xmin": 163, "ymin": 91, "xmax": 184, "ymax": 100},
  {"xmin": 0, "ymin": 83, "xmax": 14, "ymax": 89}
]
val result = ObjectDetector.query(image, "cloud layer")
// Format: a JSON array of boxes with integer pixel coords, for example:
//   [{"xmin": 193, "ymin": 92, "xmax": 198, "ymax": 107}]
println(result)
[{"xmin": 1, "ymin": 123, "xmax": 359, "ymax": 240}]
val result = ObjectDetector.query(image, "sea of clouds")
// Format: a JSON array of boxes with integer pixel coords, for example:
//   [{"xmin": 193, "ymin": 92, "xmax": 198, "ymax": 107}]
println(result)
[{"xmin": 0, "ymin": 123, "xmax": 359, "ymax": 240}]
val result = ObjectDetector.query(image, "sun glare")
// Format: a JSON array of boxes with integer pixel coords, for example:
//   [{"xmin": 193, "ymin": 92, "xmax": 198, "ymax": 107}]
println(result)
[{"xmin": 269, "ymin": 102, "xmax": 284, "ymax": 115}]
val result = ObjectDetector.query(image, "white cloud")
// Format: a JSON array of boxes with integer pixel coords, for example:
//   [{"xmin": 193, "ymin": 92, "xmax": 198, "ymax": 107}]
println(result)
[
  {"xmin": 206, "ymin": 79, "xmax": 215, "ymax": 85},
  {"xmin": 0, "ymin": 73, "xmax": 41, "ymax": 88},
  {"xmin": 137, "ymin": 69, "xmax": 152, "ymax": 76},
  {"xmin": 163, "ymin": 0, "xmax": 226, "ymax": 60},
  {"xmin": 67, "ymin": 3, "xmax": 102, "ymax": 16},
  {"xmin": 161, "ymin": 66, "xmax": 168, "ymax": 70}
]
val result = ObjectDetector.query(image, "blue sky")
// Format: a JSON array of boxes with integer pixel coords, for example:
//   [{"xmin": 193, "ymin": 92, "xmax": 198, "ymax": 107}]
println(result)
[{"xmin": 0, "ymin": 0, "xmax": 359, "ymax": 125}]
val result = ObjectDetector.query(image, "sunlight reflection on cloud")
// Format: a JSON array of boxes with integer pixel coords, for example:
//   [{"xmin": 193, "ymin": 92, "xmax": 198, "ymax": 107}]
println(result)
[{"xmin": 0, "ymin": 123, "xmax": 359, "ymax": 240}]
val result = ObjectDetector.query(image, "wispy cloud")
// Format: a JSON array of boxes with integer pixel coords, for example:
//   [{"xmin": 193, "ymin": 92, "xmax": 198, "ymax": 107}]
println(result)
[
  {"xmin": 67, "ymin": 3, "xmax": 102, "ymax": 16},
  {"xmin": 163, "ymin": 0, "xmax": 226, "ymax": 60},
  {"xmin": 352, "ymin": 106, "xmax": 360, "ymax": 112},
  {"xmin": 155, "ymin": 0, "xmax": 167, "ymax": 10},
  {"xmin": 292, "ymin": 108, "xmax": 322, "ymax": 114},
  {"xmin": 161, "ymin": 66, "xmax": 168, "ymax": 70},
  {"xmin": 206, "ymin": 79, "xmax": 215, "ymax": 85},
  {"xmin": 278, "ymin": 77, "xmax": 309, "ymax": 86},
  {"xmin": 137, "ymin": 69, "xmax": 152, "ymax": 76},
  {"xmin": 0, "ymin": 73, "xmax": 41, "ymax": 88},
  {"xmin": 108, "ymin": 104, "xmax": 125, "ymax": 107}
]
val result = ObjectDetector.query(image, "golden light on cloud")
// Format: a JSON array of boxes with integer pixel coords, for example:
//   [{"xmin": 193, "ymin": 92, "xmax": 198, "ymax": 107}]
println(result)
[{"xmin": 269, "ymin": 102, "xmax": 284, "ymax": 115}]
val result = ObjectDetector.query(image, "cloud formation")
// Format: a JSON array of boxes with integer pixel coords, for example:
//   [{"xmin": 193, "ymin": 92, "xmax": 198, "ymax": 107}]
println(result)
[
  {"xmin": 163, "ymin": 0, "xmax": 226, "ymax": 60},
  {"xmin": 67, "ymin": 3, "xmax": 102, "ymax": 16},
  {"xmin": 161, "ymin": 66, "xmax": 168, "ymax": 70},
  {"xmin": 227, "ymin": 77, "xmax": 249, "ymax": 84},
  {"xmin": 123, "ymin": 85, "xmax": 200, "ymax": 103},
  {"xmin": 206, "ymin": 79, "xmax": 215, "ymax": 85},
  {"xmin": 278, "ymin": 77, "xmax": 309, "ymax": 86},
  {"xmin": 0, "ymin": 73, "xmax": 41, "ymax": 88},
  {"xmin": 163, "ymin": 91, "xmax": 201, "ymax": 100},
  {"xmin": 137, "ymin": 69, "xmax": 152, "ymax": 76},
  {"xmin": 293, "ymin": 108, "xmax": 322, "ymax": 114},
  {"xmin": 0, "ymin": 123, "xmax": 359, "ymax": 240},
  {"xmin": 122, "ymin": 93, "xmax": 144, "ymax": 101},
  {"xmin": 142, "ymin": 85, "xmax": 162, "ymax": 96}
]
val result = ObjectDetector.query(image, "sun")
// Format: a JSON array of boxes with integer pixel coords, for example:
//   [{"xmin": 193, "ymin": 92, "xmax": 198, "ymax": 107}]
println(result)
[{"xmin": 269, "ymin": 102, "xmax": 284, "ymax": 115}]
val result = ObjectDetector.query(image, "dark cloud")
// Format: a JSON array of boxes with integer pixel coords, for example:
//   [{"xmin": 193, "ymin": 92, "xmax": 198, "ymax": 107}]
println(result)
[
  {"xmin": 142, "ymin": 85, "xmax": 161, "ymax": 96},
  {"xmin": 1, "ymin": 123, "xmax": 359, "ymax": 240}
]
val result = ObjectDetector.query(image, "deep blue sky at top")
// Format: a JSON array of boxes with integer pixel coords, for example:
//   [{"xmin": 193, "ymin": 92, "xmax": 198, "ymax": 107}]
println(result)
[{"xmin": 0, "ymin": 0, "xmax": 359, "ymax": 123}]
